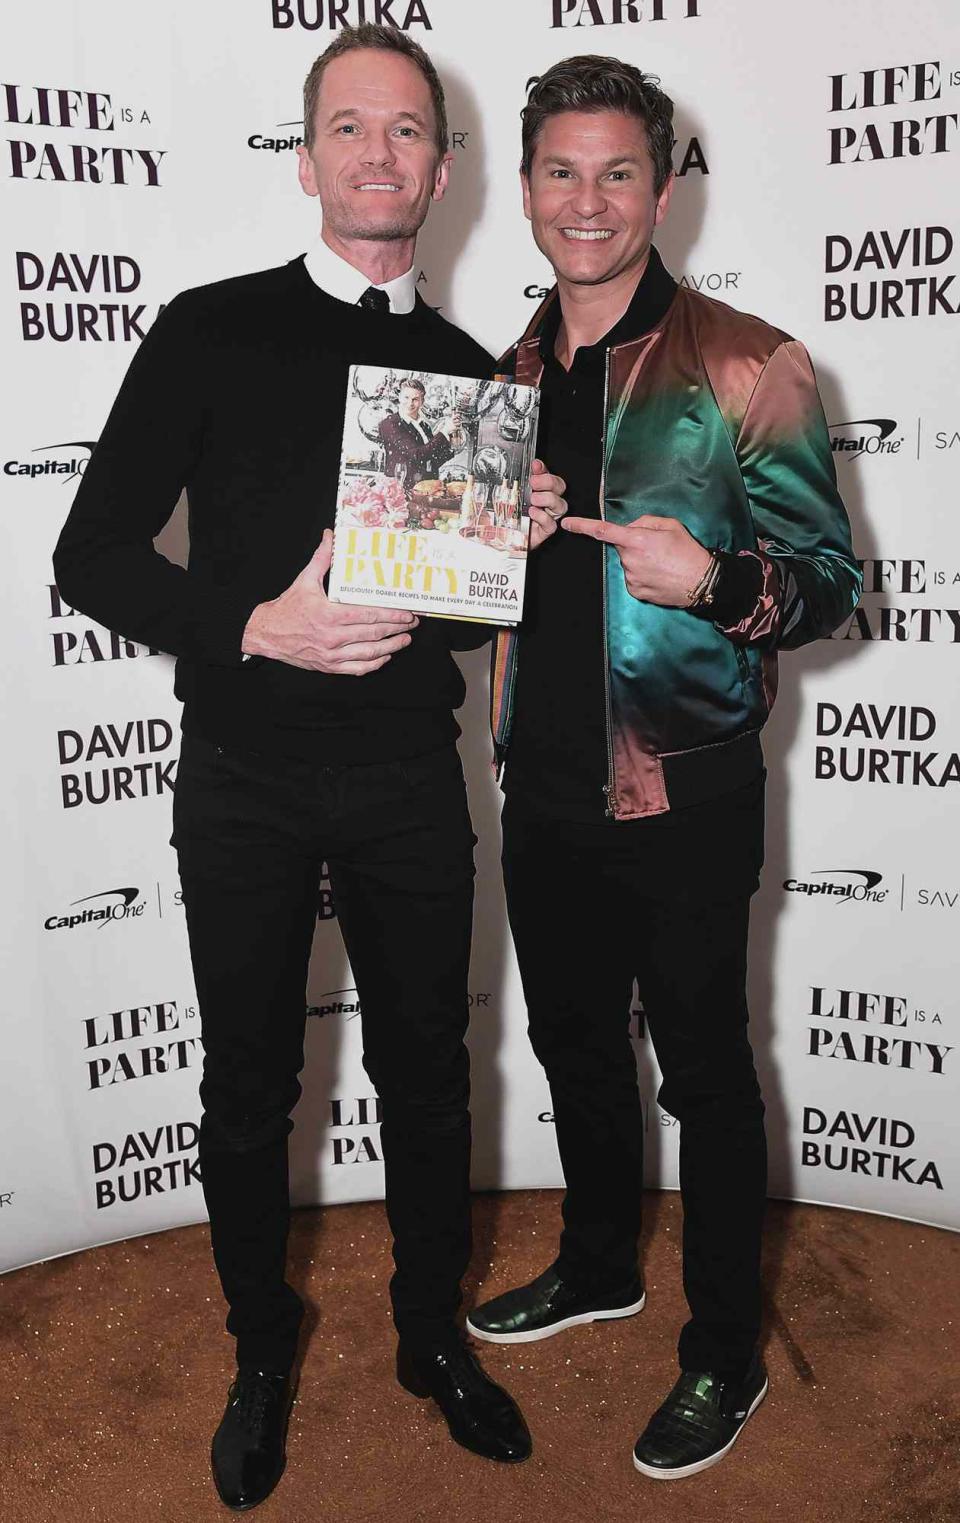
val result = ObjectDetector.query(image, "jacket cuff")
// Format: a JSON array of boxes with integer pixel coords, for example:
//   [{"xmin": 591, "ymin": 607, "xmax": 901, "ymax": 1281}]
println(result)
[
  {"xmin": 688, "ymin": 549, "xmax": 763, "ymax": 626},
  {"xmin": 705, "ymin": 549, "xmax": 782, "ymax": 643}
]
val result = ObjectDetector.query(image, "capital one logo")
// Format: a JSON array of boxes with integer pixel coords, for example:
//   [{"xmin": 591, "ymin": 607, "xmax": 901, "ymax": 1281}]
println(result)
[
  {"xmin": 307, "ymin": 986, "xmax": 360, "ymax": 1020},
  {"xmin": 44, "ymin": 886, "xmax": 146, "ymax": 932},
  {"xmin": 829, "ymin": 418, "xmax": 902, "ymax": 459},
  {"xmin": 3, "ymin": 439, "xmax": 95, "ymax": 483},
  {"xmin": 249, "ymin": 115, "xmax": 469, "ymax": 153},
  {"xmin": 249, "ymin": 118, "xmax": 303, "ymax": 153},
  {"xmin": 783, "ymin": 869, "xmax": 888, "ymax": 904}
]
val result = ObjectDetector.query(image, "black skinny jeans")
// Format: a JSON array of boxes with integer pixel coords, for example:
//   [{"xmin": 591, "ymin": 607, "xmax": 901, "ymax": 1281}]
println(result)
[
  {"xmin": 172, "ymin": 733, "xmax": 476, "ymax": 1373},
  {"xmin": 501, "ymin": 791, "xmax": 768, "ymax": 1377}
]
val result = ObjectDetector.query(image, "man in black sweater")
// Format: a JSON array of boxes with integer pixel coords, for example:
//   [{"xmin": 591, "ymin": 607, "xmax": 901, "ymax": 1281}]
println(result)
[{"xmin": 54, "ymin": 25, "xmax": 565, "ymax": 1511}]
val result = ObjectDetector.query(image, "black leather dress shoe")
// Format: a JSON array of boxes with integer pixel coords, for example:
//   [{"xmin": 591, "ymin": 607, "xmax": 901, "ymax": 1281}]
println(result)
[
  {"xmin": 211, "ymin": 1368, "xmax": 295, "ymax": 1511},
  {"xmin": 633, "ymin": 1352, "xmax": 768, "ymax": 1480},
  {"xmin": 397, "ymin": 1339, "xmax": 532, "ymax": 1463},
  {"xmin": 467, "ymin": 1264, "xmax": 646, "ymax": 1344}
]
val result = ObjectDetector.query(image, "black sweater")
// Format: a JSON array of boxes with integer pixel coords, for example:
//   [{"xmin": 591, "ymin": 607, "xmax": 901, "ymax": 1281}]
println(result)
[{"xmin": 54, "ymin": 257, "xmax": 494, "ymax": 762}]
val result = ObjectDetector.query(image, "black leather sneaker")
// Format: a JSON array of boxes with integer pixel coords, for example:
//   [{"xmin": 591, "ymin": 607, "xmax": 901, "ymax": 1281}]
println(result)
[
  {"xmin": 211, "ymin": 1368, "xmax": 295, "ymax": 1511},
  {"xmin": 633, "ymin": 1353, "xmax": 768, "ymax": 1480},
  {"xmin": 466, "ymin": 1264, "xmax": 645, "ymax": 1344},
  {"xmin": 397, "ymin": 1338, "xmax": 532, "ymax": 1463}
]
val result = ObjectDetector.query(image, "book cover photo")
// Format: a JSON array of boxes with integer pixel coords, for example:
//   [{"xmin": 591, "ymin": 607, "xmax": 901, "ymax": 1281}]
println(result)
[{"xmin": 328, "ymin": 366, "xmax": 541, "ymax": 625}]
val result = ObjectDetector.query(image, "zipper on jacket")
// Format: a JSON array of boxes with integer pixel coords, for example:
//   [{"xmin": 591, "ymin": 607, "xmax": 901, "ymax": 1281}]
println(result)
[{"xmin": 600, "ymin": 349, "xmax": 617, "ymax": 818}]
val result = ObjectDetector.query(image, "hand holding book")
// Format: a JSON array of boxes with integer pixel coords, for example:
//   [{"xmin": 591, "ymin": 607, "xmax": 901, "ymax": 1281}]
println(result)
[
  {"xmin": 330, "ymin": 367, "xmax": 545, "ymax": 625},
  {"xmin": 527, "ymin": 458, "xmax": 567, "ymax": 549},
  {"xmin": 242, "ymin": 530, "xmax": 418, "ymax": 675}
]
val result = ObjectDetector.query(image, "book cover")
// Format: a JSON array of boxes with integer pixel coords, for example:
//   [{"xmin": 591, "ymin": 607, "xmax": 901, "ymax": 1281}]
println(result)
[{"xmin": 328, "ymin": 366, "xmax": 541, "ymax": 625}]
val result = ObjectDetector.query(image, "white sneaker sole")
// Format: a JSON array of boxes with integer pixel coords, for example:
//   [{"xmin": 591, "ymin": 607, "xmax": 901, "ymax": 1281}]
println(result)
[
  {"xmin": 466, "ymin": 1292, "xmax": 646, "ymax": 1345},
  {"xmin": 632, "ymin": 1378, "xmax": 769, "ymax": 1480}
]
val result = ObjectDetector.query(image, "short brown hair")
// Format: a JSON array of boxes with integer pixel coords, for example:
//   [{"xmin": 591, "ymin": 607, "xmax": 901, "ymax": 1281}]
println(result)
[
  {"xmin": 399, "ymin": 376, "xmax": 426, "ymax": 396},
  {"xmin": 302, "ymin": 24, "xmax": 448, "ymax": 158},
  {"xmin": 522, "ymin": 55, "xmax": 674, "ymax": 192}
]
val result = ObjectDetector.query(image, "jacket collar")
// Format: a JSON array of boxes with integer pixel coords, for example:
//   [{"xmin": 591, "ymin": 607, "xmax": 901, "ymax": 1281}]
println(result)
[{"xmin": 514, "ymin": 245, "xmax": 677, "ymax": 387}]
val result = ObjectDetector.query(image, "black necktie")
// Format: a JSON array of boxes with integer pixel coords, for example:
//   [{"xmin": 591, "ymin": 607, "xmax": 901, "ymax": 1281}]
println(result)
[{"xmin": 359, "ymin": 286, "xmax": 390, "ymax": 314}]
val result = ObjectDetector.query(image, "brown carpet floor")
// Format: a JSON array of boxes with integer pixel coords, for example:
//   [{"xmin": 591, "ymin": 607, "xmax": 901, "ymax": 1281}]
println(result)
[{"xmin": 0, "ymin": 1190, "xmax": 957, "ymax": 1523}]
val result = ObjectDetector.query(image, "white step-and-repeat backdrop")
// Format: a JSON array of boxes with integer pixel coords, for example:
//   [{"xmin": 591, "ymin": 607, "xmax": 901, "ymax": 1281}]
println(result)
[{"xmin": 2, "ymin": 0, "xmax": 958, "ymax": 1274}]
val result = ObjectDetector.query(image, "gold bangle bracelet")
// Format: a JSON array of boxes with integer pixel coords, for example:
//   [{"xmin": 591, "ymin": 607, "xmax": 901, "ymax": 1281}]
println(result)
[{"xmin": 687, "ymin": 553, "xmax": 719, "ymax": 608}]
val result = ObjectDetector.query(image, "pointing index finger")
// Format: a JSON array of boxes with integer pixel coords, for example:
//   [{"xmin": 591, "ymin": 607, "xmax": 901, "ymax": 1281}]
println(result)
[{"xmin": 561, "ymin": 516, "xmax": 634, "ymax": 547}]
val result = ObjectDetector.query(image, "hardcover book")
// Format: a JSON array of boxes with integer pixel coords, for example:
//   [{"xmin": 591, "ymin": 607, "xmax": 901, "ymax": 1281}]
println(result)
[{"xmin": 328, "ymin": 366, "xmax": 541, "ymax": 625}]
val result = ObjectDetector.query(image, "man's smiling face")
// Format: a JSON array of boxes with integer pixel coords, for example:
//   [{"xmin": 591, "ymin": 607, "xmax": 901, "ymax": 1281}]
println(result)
[
  {"xmin": 522, "ymin": 109, "xmax": 673, "ymax": 289},
  {"xmin": 398, "ymin": 384, "xmax": 424, "ymax": 420},
  {"xmin": 297, "ymin": 48, "xmax": 451, "ymax": 244}
]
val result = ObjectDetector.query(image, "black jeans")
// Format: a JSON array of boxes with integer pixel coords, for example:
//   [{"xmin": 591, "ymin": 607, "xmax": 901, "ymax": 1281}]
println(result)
[
  {"xmin": 172, "ymin": 732, "xmax": 476, "ymax": 1372},
  {"xmin": 501, "ymin": 792, "xmax": 767, "ymax": 1377}
]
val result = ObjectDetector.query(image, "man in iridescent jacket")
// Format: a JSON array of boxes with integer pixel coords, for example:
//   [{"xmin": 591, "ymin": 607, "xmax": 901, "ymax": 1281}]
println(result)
[{"xmin": 467, "ymin": 57, "xmax": 861, "ymax": 1482}]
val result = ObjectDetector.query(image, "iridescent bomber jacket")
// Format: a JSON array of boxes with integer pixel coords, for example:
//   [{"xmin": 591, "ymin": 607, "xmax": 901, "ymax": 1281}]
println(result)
[{"xmin": 491, "ymin": 282, "xmax": 862, "ymax": 821}]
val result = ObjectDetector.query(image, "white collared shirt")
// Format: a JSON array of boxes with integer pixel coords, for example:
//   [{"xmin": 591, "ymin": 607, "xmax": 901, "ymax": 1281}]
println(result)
[{"xmin": 303, "ymin": 233, "xmax": 416, "ymax": 314}]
